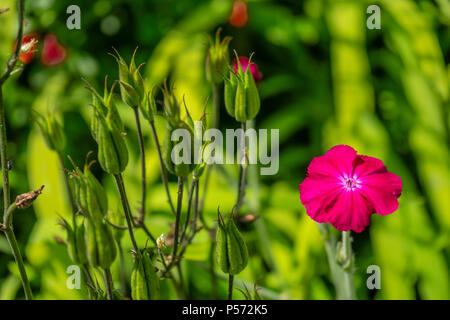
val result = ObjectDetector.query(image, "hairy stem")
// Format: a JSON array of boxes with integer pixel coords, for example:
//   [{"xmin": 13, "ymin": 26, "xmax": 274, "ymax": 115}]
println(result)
[
  {"xmin": 113, "ymin": 173, "xmax": 139, "ymax": 254},
  {"xmin": 133, "ymin": 107, "xmax": 147, "ymax": 223},
  {"xmin": 149, "ymin": 121, "xmax": 176, "ymax": 216}
]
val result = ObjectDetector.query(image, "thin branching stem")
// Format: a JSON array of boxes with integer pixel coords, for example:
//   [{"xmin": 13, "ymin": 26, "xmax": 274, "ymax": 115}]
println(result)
[
  {"xmin": 149, "ymin": 121, "xmax": 176, "ymax": 216},
  {"xmin": 103, "ymin": 268, "xmax": 114, "ymax": 300},
  {"xmin": 133, "ymin": 107, "xmax": 147, "ymax": 223},
  {"xmin": 113, "ymin": 173, "xmax": 140, "ymax": 255}
]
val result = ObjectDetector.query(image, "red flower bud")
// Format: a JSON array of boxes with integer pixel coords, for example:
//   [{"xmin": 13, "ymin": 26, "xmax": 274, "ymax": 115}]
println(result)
[
  {"xmin": 229, "ymin": 1, "xmax": 248, "ymax": 28},
  {"xmin": 41, "ymin": 34, "xmax": 67, "ymax": 67},
  {"xmin": 17, "ymin": 34, "xmax": 38, "ymax": 65},
  {"xmin": 232, "ymin": 56, "xmax": 263, "ymax": 83}
]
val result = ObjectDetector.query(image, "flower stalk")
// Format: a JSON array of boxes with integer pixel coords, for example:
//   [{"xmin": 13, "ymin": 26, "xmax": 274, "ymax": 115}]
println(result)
[{"xmin": 113, "ymin": 173, "xmax": 140, "ymax": 255}]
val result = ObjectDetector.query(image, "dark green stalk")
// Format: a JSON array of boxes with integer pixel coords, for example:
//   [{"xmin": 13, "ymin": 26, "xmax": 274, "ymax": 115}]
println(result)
[
  {"xmin": 198, "ymin": 82, "xmax": 220, "ymax": 221},
  {"xmin": 162, "ymin": 177, "xmax": 183, "ymax": 276},
  {"xmin": 117, "ymin": 241, "xmax": 128, "ymax": 298},
  {"xmin": 149, "ymin": 121, "xmax": 176, "ymax": 216},
  {"xmin": 133, "ymin": 107, "xmax": 147, "ymax": 223},
  {"xmin": 235, "ymin": 121, "xmax": 247, "ymax": 212},
  {"xmin": 113, "ymin": 173, "xmax": 140, "ymax": 255},
  {"xmin": 172, "ymin": 177, "xmax": 184, "ymax": 261},
  {"xmin": 179, "ymin": 178, "xmax": 197, "ymax": 246},
  {"xmin": 103, "ymin": 268, "xmax": 114, "ymax": 300},
  {"xmin": 228, "ymin": 275, "xmax": 234, "ymax": 300}
]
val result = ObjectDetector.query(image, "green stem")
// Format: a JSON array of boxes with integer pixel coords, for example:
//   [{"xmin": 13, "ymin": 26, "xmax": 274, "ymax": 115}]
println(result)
[
  {"xmin": 0, "ymin": 88, "xmax": 10, "ymax": 214},
  {"xmin": 133, "ymin": 107, "xmax": 147, "ymax": 223},
  {"xmin": 82, "ymin": 263, "xmax": 96, "ymax": 298},
  {"xmin": 162, "ymin": 177, "xmax": 183, "ymax": 276},
  {"xmin": 235, "ymin": 121, "xmax": 247, "ymax": 212},
  {"xmin": 117, "ymin": 241, "xmax": 128, "ymax": 298},
  {"xmin": 113, "ymin": 173, "xmax": 140, "ymax": 255},
  {"xmin": 198, "ymin": 82, "xmax": 220, "ymax": 221},
  {"xmin": 149, "ymin": 121, "xmax": 176, "ymax": 216},
  {"xmin": 172, "ymin": 177, "xmax": 184, "ymax": 260},
  {"xmin": 341, "ymin": 231, "xmax": 356, "ymax": 299},
  {"xmin": 4, "ymin": 228, "xmax": 32, "ymax": 300},
  {"xmin": 179, "ymin": 178, "xmax": 197, "ymax": 246},
  {"xmin": 318, "ymin": 224, "xmax": 356, "ymax": 300},
  {"xmin": 103, "ymin": 268, "xmax": 114, "ymax": 300},
  {"xmin": 228, "ymin": 275, "xmax": 234, "ymax": 300}
]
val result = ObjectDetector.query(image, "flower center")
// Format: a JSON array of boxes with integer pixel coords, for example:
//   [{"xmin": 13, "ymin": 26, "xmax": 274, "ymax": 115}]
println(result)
[
  {"xmin": 345, "ymin": 178, "xmax": 356, "ymax": 188},
  {"xmin": 341, "ymin": 175, "xmax": 360, "ymax": 191}
]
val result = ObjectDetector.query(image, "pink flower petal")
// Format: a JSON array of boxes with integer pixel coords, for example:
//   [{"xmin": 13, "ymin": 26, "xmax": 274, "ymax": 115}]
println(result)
[
  {"xmin": 352, "ymin": 155, "xmax": 387, "ymax": 178},
  {"xmin": 326, "ymin": 191, "xmax": 373, "ymax": 232},
  {"xmin": 323, "ymin": 145, "xmax": 357, "ymax": 177},
  {"xmin": 359, "ymin": 172, "xmax": 402, "ymax": 215},
  {"xmin": 299, "ymin": 176, "xmax": 342, "ymax": 222}
]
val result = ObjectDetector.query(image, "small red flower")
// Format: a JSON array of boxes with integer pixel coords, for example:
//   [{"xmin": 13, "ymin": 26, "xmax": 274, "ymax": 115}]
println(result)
[
  {"xmin": 229, "ymin": 1, "xmax": 248, "ymax": 28},
  {"xmin": 17, "ymin": 34, "xmax": 39, "ymax": 64},
  {"xmin": 232, "ymin": 56, "xmax": 263, "ymax": 83},
  {"xmin": 41, "ymin": 34, "xmax": 67, "ymax": 67},
  {"xmin": 299, "ymin": 145, "xmax": 402, "ymax": 233}
]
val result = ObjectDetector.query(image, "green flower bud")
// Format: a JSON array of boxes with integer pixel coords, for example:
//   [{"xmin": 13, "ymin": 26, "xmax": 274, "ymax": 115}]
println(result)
[
  {"xmin": 131, "ymin": 251, "xmax": 160, "ymax": 300},
  {"xmin": 224, "ymin": 53, "xmax": 261, "ymax": 122},
  {"xmin": 161, "ymin": 81, "xmax": 180, "ymax": 124},
  {"xmin": 85, "ymin": 218, "xmax": 117, "ymax": 269},
  {"xmin": 162, "ymin": 121, "xmax": 196, "ymax": 177},
  {"xmin": 216, "ymin": 211, "xmax": 248, "ymax": 275},
  {"xmin": 206, "ymin": 28, "xmax": 231, "ymax": 84},
  {"xmin": 92, "ymin": 105, "xmax": 129, "ymax": 174},
  {"xmin": 85, "ymin": 77, "xmax": 124, "ymax": 141},
  {"xmin": 60, "ymin": 216, "xmax": 88, "ymax": 265},
  {"xmin": 33, "ymin": 110, "xmax": 66, "ymax": 152},
  {"xmin": 140, "ymin": 87, "xmax": 157, "ymax": 123},
  {"xmin": 110, "ymin": 47, "xmax": 145, "ymax": 108},
  {"xmin": 69, "ymin": 157, "xmax": 108, "ymax": 222}
]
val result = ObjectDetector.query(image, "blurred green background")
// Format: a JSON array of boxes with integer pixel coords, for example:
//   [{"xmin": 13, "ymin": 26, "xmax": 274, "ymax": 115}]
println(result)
[{"xmin": 0, "ymin": 0, "xmax": 449, "ymax": 300}]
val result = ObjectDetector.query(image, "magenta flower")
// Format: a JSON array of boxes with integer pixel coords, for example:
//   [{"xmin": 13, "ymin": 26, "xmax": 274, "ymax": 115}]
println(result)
[
  {"xmin": 232, "ymin": 56, "xmax": 263, "ymax": 83},
  {"xmin": 299, "ymin": 145, "xmax": 402, "ymax": 233}
]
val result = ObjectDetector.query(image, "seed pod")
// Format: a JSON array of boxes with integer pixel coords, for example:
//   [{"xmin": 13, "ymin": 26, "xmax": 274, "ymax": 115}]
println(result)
[
  {"xmin": 216, "ymin": 212, "xmax": 248, "ymax": 275},
  {"xmin": 70, "ymin": 160, "xmax": 108, "ymax": 221},
  {"xmin": 110, "ymin": 48, "xmax": 145, "ymax": 108},
  {"xmin": 95, "ymin": 109, "xmax": 129, "ymax": 174},
  {"xmin": 84, "ymin": 165, "xmax": 108, "ymax": 222},
  {"xmin": 206, "ymin": 28, "xmax": 231, "ymax": 84},
  {"xmin": 61, "ymin": 217, "xmax": 88, "ymax": 265},
  {"xmin": 33, "ymin": 110, "xmax": 66, "ymax": 152},
  {"xmin": 162, "ymin": 121, "xmax": 195, "ymax": 177},
  {"xmin": 140, "ymin": 87, "xmax": 157, "ymax": 123},
  {"xmin": 224, "ymin": 53, "xmax": 261, "ymax": 122},
  {"xmin": 85, "ymin": 77, "xmax": 123, "ymax": 141},
  {"xmin": 85, "ymin": 219, "xmax": 117, "ymax": 269},
  {"xmin": 131, "ymin": 252, "xmax": 160, "ymax": 300},
  {"xmin": 224, "ymin": 72, "xmax": 238, "ymax": 119}
]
